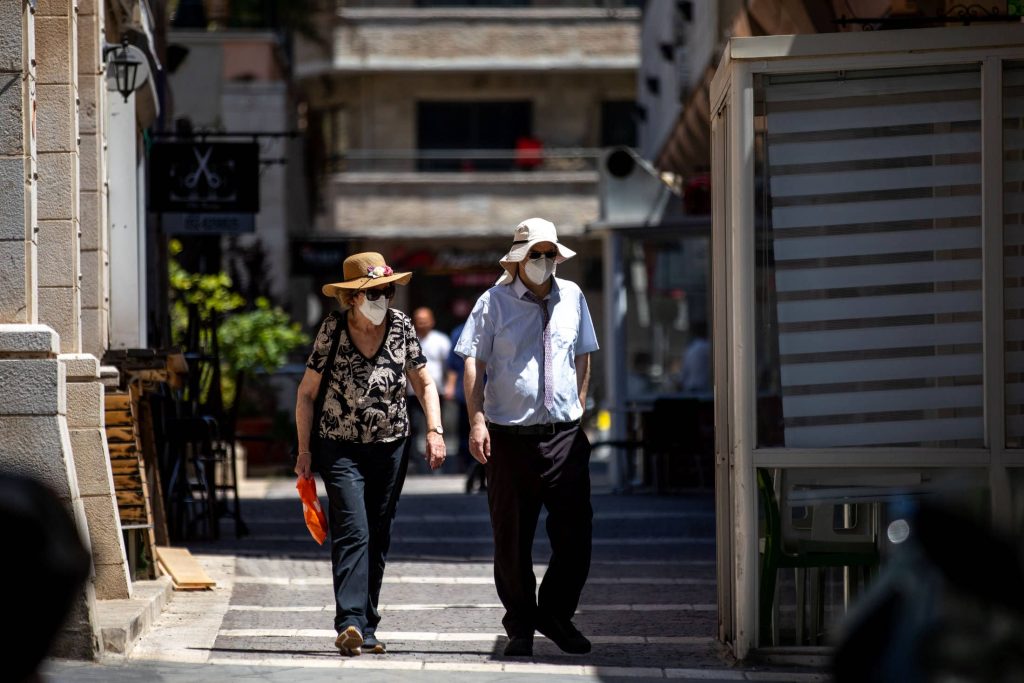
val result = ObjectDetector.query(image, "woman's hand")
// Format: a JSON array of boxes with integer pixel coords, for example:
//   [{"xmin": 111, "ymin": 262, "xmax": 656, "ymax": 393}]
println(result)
[
  {"xmin": 294, "ymin": 451, "xmax": 313, "ymax": 479},
  {"xmin": 425, "ymin": 431, "xmax": 446, "ymax": 470}
]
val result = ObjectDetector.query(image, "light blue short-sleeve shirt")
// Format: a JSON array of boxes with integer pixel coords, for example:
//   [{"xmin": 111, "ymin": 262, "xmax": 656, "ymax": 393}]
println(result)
[{"xmin": 455, "ymin": 276, "xmax": 599, "ymax": 426}]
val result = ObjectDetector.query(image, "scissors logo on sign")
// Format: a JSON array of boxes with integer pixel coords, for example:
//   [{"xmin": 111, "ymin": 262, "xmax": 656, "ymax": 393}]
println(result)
[{"xmin": 185, "ymin": 147, "xmax": 222, "ymax": 190}]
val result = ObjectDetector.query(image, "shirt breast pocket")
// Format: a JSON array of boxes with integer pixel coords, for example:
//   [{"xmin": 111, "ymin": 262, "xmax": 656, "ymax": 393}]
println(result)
[{"xmin": 553, "ymin": 325, "xmax": 577, "ymax": 351}]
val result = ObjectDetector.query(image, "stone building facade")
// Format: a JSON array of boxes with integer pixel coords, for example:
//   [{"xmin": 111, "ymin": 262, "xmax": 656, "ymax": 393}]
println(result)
[
  {"xmin": 0, "ymin": 0, "xmax": 155, "ymax": 658},
  {"xmin": 292, "ymin": 3, "xmax": 640, "ymax": 358}
]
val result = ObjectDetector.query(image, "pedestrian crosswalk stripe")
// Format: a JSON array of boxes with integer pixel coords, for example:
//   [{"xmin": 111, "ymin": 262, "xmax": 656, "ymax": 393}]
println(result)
[
  {"xmin": 202, "ymin": 656, "xmax": 829, "ymax": 680},
  {"xmin": 246, "ymin": 534, "xmax": 715, "ymax": 544},
  {"xmin": 216, "ymin": 629, "xmax": 716, "ymax": 645},
  {"xmin": 226, "ymin": 603, "xmax": 717, "ymax": 612},
  {"xmin": 246, "ymin": 511, "xmax": 714, "ymax": 523},
  {"xmin": 232, "ymin": 576, "xmax": 715, "ymax": 586}
]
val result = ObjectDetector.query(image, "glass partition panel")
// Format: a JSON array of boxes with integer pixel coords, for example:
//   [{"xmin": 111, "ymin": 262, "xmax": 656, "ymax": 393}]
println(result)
[
  {"xmin": 621, "ymin": 232, "xmax": 710, "ymax": 400},
  {"xmin": 1004, "ymin": 62, "xmax": 1024, "ymax": 447},
  {"xmin": 754, "ymin": 65, "xmax": 984, "ymax": 448},
  {"xmin": 759, "ymin": 466, "xmax": 989, "ymax": 647}
]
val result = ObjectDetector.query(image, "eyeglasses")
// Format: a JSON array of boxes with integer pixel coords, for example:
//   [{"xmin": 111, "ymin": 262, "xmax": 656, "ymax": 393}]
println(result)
[
  {"xmin": 362, "ymin": 284, "xmax": 396, "ymax": 301},
  {"xmin": 527, "ymin": 250, "xmax": 558, "ymax": 260}
]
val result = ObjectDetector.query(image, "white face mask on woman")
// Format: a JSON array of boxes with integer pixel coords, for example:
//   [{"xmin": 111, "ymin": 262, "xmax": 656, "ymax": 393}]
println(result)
[
  {"xmin": 524, "ymin": 256, "xmax": 556, "ymax": 286},
  {"xmin": 358, "ymin": 295, "xmax": 388, "ymax": 325}
]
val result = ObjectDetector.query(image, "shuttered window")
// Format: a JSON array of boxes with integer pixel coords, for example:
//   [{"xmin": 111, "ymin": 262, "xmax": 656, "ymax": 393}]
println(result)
[{"xmin": 756, "ymin": 65, "xmax": 983, "ymax": 448}]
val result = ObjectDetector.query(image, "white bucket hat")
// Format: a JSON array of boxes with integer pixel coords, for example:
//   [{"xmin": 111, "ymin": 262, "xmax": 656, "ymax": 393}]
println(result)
[{"xmin": 496, "ymin": 217, "xmax": 576, "ymax": 286}]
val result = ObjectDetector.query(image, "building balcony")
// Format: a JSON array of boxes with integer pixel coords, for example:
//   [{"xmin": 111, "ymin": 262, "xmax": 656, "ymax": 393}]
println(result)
[
  {"xmin": 320, "ymin": 148, "xmax": 601, "ymax": 238},
  {"xmin": 295, "ymin": 3, "xmax": 639, "ymax": 78}
]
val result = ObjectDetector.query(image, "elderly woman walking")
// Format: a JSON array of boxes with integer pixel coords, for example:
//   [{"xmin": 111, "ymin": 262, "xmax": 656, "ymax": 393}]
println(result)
[{"xmin": 295, "ymin": 252, "xmax": 446, "ymax": 656}]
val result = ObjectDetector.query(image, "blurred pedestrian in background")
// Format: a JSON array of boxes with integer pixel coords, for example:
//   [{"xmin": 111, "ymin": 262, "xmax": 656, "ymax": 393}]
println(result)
[
  {"xmin": 406, "ymin": 307, "xmax": 450, "ymax": 472},
  {"xmin": 295, "ymin": 252, "xmax": 445, "ymax": 657},
  {"xmin": 444, "ymin": 322, "xmax": 485, "ymax": 493}
]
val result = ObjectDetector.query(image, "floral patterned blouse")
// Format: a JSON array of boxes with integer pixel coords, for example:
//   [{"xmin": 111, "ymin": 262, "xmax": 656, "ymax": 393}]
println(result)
[{"xmin": 306, "ymin": 309, "xmax": 426, "ymax": 444}]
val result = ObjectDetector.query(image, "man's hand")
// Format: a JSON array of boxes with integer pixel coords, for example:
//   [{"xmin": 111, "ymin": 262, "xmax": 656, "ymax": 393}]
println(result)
[
  {"xmin": 294, "ymin": 451, "xmax": 313, "ymax": 480},
  {"xmin": 469, "ymin": 422, "xmax": 491, "ymax": 464},
  {"xmin": 425, "ymin": 431, "xmax": 446, "ymax": 470}
]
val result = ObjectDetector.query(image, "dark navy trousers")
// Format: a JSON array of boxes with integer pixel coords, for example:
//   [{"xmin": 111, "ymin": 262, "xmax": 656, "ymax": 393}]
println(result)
[{"xmin": 316, "ymin": 438, "xmax": 409, "ymax": 635}]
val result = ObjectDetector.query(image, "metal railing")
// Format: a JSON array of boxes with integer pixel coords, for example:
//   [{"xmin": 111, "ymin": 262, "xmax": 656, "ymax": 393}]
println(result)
[{"xmin": 323, "ymin": 147, "xmax": 603, "ymax": 173}]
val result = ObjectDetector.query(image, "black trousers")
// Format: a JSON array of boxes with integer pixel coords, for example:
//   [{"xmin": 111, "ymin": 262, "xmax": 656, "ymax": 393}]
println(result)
[
  {"xmin": 485, "ymin": 426, "xmax": 593, "ymax": 638},
  {"xmin": 315, "ymin": 438, "xmax": 409, "ymax": 634}
]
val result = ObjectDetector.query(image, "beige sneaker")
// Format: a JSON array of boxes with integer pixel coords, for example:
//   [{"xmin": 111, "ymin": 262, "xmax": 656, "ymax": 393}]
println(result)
[{"xmin": 335, "ymin": 625, "xmax": 363, "ymax": 656}]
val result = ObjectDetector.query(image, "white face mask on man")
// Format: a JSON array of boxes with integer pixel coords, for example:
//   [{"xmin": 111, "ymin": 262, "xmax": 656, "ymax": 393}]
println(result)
[
  {"xmin": 358, "ymin": 295, "xmax": 388, "ymax": 325},
  {"xmin": 524, "ymin": 256, "xmax": 556, "ymax": 285}
]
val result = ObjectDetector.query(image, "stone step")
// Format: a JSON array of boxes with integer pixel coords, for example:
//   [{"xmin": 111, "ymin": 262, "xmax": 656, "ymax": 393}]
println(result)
[{"xmin": 94, "ymin": 576, "xmax": 174, "ymax": 655}]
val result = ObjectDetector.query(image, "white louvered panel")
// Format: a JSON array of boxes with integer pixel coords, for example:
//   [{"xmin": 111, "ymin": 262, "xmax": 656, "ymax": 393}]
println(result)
[
  {"xmin": 772, "ymin": 228, "xmax": 980, "ymax": 261},
  {"xmin": 1006, "ymin": 383, "xmax": 1024, "ymax": 406},
  {"xmin": 776, "ymin": 259, "xmax": 980, "ymax": 292},
  {"xmin": 1004, "ymin": 193, "xmax": 1024, "ymax": 214},
  {"xmin": 777, "ymin": 291, "xmax": 981, "ymax": 323},
  {"xmin": 769, "ymin": 132, "xmax": 980, "ymax": 166},
  {"xmin": 781, "ymin": 354, "xmax": 981, "ymax": 386},
  {"xmin": 785, "ymin": 417, "xmax": 983, "ymax": 448},
  {"xmin": 767, "ymin": 100, "xmax": 980, "ymax": 135},
  {"xmin": 1008, "ymin": 416, "xmax": 1024, "ymax": 439},
  {"xmin": 764, "ymin": 71, "xmax": 980, "ymax": 103},
  {"xmin": 1004, "ymin": 257, "xmax": 1024, "ymax": 278},
  {"xmin": 1005, "ymin": 129, "xmax": 1024, "ymax": 149},
  {"xmin": 1004, "ymin": 226, "xmax": 1024, "ymax": 246},
  {"xmin": 1007, "ymin": 162, "xmax": 1024, "ymax": 182},
  {"xmin": 770, "ymin": 164, "xmax": 981, "ymax": 198},
  {"xmin": 1004, "ymin": 288, "xmax": 1024, "ymax": 309},
  {"xmin": 772, "ymin": 195, "xmax": 980, "ymax": 230},
  {"xmin": 1004, "ymin": 95, "xmax": 1024, "ymax": 117},
  {"xmin": 778, "ymin": 322, "xmax": 982, "ymax": 355},
  {"xmin": 765, "ymin": 66, "xmax": 983, "ymax": 448},
  {"xmin": 783, "ymin": 385, "xmax": 982, "ymax": 418},
  {"xmin": 1004, "ymin": 319, "xmax": 1024, "ymax": 340},
  {"xmin": 1007, "ymin": 352, "xmax": 1024, "ymax": 373}
]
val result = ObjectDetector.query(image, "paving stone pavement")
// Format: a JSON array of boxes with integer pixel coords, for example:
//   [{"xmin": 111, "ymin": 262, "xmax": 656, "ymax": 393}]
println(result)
[{"xmin": 45, "ymin": 474, "xmax": 830, "ymax": 682}]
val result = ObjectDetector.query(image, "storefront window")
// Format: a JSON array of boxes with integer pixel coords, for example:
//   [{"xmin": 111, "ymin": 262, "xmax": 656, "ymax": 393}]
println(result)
[
  {"xmin": 754, "ymin": 65, "xmax": 984, "ymax": 449},
  {"xmin": 621, "ymin": 232, "xmax": 709, "ymax": 401}
]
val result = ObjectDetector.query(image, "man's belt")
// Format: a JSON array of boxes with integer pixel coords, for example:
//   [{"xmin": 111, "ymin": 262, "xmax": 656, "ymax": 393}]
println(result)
[{"xmin": 486, "ymin": 420, "xmax": 580, "ymax": 436}]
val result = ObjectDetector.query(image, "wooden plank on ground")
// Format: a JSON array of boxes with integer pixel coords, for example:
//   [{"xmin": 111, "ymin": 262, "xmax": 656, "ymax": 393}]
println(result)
[{"xmin": 154, "ymin": 547, "xmax": 215, "ymax": 590}]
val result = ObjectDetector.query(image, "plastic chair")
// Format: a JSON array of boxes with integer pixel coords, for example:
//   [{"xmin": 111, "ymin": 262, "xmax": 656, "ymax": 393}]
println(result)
[{"xmin": 758, "ymin": 468, "xmax": 879, "ymax": 645}]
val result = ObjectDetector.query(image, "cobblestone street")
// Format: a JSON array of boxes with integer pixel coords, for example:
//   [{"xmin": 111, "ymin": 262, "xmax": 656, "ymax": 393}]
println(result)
[{"xmin": 47, "ymin": 475, "xmax": 826, "ymax": 682}]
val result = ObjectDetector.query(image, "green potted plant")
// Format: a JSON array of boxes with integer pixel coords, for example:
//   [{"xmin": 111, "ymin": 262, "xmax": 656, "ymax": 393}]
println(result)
[{"xmin": 169, "ymin": 240, "xmax": 309, "ymax": 474}]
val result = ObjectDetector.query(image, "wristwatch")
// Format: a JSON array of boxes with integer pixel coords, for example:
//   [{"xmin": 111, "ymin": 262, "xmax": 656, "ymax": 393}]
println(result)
[{"xmin": 428, "ymin": 425, "xmax": 444, "ymax": 435}]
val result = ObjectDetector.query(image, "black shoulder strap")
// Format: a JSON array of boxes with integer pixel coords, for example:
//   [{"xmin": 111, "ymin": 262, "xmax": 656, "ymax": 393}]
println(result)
[{"xmin": 311, "ymin": 311, "xmax": 344, "ymax": 434}]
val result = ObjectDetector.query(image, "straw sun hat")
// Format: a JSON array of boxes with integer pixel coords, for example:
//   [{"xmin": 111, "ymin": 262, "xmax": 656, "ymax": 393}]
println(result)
[
  {"xmin": 321, "ymin": 252, "xmax": 412, "ymax": 298},
  {"xmin": 495, "ymin": 217, "xmax": 576, "ymax": 286}
]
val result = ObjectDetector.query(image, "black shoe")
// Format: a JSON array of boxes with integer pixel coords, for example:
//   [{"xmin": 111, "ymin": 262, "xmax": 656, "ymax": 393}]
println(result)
[
  {"xmin": 363, "ymin": 632, "xmax": 386, "ymax": 654},
  {"xmin": 536, "ymin": 615, "xmax": 591, "ymax": 654},
  {"xmin": 503, "ymin": 635, "xmax": 534, "ymax": 657}
]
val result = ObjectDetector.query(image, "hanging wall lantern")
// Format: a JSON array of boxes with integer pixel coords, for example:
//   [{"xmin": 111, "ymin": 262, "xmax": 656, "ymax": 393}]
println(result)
[{"xmin": 105, "ymin": 38, "xmax": 141, "ymax": 103}]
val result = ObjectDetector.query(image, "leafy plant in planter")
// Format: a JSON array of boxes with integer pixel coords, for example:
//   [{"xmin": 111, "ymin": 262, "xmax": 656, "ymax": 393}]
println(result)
[{"xmin": 168, "ymin": 240, "xmax": 309, "ymax": 443}]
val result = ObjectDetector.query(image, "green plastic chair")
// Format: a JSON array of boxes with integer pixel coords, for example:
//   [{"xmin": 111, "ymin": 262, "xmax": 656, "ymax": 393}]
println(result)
[{"xmin": 757, "ymin": 468, "xmax": 880, "ymax": 645}]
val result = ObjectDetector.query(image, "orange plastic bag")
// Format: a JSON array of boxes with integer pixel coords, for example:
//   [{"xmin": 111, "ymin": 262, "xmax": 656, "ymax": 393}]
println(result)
[{"xmin": 296, "ymin": 476, "xmax": 328, "ymax": 545}]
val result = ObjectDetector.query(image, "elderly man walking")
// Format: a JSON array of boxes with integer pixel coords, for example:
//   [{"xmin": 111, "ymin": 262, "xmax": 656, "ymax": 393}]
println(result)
[{"xmin": 455, "ymin": 217, "xmax": 599, "ymax": 657}]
